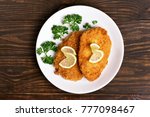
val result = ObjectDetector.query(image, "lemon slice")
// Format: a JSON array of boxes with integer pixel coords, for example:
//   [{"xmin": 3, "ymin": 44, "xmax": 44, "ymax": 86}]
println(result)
[
  {"xmin": 61, "ymin": 46, "xmax": 76, "ymax": 55},
  {"xmin": 59, "ymin": 53, "xmax": 77, "ymax": 69},
  {"xmin": 90, "ymin": 43, "xmax": 100, "ymax": 52},
  {"xmin": 89, "ymin": 50, "xmax": 104, "ymax": 63}
]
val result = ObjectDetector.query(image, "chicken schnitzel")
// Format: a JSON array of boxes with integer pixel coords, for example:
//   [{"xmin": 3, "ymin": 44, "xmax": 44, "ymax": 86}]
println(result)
[
  {"xmin": 54, "ymin": 31, "xmax": 83, "ymax": 81},
  {"xmin": 78, "ymin": 27, "xmax": 112, "ymax": 81}
]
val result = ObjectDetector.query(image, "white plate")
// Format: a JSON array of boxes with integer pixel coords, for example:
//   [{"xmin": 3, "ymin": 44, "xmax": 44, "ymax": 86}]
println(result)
[{"xmin": 36, "ymin": 5, "xmax": 124, "ymax": 94}]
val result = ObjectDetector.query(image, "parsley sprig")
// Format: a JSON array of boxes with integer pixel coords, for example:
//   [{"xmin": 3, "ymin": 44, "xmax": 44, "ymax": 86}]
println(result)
[
  {"xmin": 36, "ymin": 41, "xmax": 57, "ymax": 64},
  {"xmin": 83, "ymin": 23, "xmax": 92, "ymax": 29},
  {"xmin": 51, "ymin": 25, "xmax": 68, "ymax": 39},
  {"xmin": 83, "ymin": 20, "xmax": 98, "ymax": 30},
  {"xmin": 92, "ymin": 20, "xmax": 98, "ymax": 24},
  {"xmin": 63, "ymin": 14, "xmax": 82, "ymax": 31}
]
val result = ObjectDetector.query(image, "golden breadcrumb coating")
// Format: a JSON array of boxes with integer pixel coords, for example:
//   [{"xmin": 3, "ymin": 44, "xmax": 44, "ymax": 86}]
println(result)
[
  {"xmin": 54, "ymin": 31, "xmax": 83, "ymax": 81},
  {"xmin": 78, "ymin": 27, "xmax": 112, "ymax": 81}
]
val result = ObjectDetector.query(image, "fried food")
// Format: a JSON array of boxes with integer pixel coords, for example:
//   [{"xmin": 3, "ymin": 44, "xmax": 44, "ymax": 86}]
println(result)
[
  {"xmin": 54, "ymin": 31, "xmax": 83, "ymax": 81},
  {"xmin": 78, "ymin": 27, "xmax": 112, "ymax": 81}
]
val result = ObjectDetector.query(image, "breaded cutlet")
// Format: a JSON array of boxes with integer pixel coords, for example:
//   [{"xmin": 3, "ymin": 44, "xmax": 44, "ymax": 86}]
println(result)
[
  {"xmin": 78, "ymin": 27, "xmax": 112, "ymax": 81},
  {"xmin": 54, "ymin": 31, "xmax": 83, "ymax": 81}
]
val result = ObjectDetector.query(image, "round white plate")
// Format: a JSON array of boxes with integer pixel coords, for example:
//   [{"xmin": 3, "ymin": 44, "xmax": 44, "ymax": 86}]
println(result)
[{"xmin": 36, "ymin": 5, "xmax": 124, "ymax": 94}]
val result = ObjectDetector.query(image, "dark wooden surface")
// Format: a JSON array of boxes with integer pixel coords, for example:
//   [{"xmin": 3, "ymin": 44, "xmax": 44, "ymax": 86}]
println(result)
[{"xmin": 0, "ymin": 0, "xmax": 150, "ymax": 100}]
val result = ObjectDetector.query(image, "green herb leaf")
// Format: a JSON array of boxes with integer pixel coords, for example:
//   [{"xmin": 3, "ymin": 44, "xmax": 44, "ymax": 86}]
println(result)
[
  {"xmin": 36, "ymin": 41, "xmax": 57, "ymax": 65},
  {"xmin": 83, "ymin": 23, "xmax": 92, "ymax": 29},
  {"xmin": 41, "ymin": 41, "xmax": 57, "ymax": 53},
  {"xmin": 41, "ymin": 55, "xmax": 54, "ymax": 64},
  {"xmin": 92, "ymin": 20, "xmax": 98, "ymax": 24},
  {"xmin": 63, "ymin": 14, "xmax": 82, "ymax": 31},
  {"xmin": 51, "ymin": 25, "xmax": 68, "ymax": 39},
  {"xmin": 70, "ymin": 23, "xmax": 79, "ymax": 31},
  {"xmin": 36, "ymin": 47, "xmax": 43, "ymax": 55}
]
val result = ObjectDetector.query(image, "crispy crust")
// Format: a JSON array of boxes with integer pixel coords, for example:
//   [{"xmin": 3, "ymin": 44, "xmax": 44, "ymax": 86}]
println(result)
[
  {"xmin": 78, "ymin": 27, "xmax": 112, "ymax": 81},
  {"xmin": 54, "ymin": 31, "xmax": 83, "ymax": 81}
]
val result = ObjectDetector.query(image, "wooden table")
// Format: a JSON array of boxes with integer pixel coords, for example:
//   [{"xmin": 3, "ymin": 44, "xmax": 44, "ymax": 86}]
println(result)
[{"xmin": 0, "ymin": 0, "xmax": 150, "ymax": 100}]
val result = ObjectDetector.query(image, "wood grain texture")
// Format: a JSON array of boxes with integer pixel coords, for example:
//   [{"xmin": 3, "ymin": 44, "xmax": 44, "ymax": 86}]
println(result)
[{"xmin": 0, "ymin": 0, "xmax": 150, "ymax": 99}]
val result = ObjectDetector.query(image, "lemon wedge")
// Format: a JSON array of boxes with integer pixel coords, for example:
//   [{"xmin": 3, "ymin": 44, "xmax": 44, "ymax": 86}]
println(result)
[
  {"xmin": 90, "ymin": 43, "xmax": 100, "ymax": 52},
  {"xmin": 59, "ymin": 53, "xmax": 77, "ymax": 69},
  {"xmin": 61, "ymin": 46, "xmax": 76, "ymax": 55},
  {"xmin": 89, "ymin": 49, "xmax": 104, "ymax": 63}
]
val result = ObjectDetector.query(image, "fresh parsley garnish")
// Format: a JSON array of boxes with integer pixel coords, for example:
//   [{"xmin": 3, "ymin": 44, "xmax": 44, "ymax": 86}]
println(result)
[
  {"xmin": 36, "ymin": 47, "xmax": 43, "ymax": 55},
  {"xmin": 36, "ymin": 41, "xmax": 57, "ymax": 64},
  {"xmin": 63, "ymin": 14, "xmax": 82, "ymax": 31},
  {"xmin": 70, "ymin": 23, "xmax": 80, "ymax": 31},
  {"xmin": 83, "ymin": 23, "xmax": 92, "ymax": 29},
  {"xmin": 51, "ymin": 25, "xmax": 68, "ymax": 39},
  {"xmin": 41, "ymin": 55, "xmax": 54, "ymax": 64},
  {"xmin": 92, "ymin": 20, "xmax": 98, "ymax": 24},
  {"xmin": 41, "ymin": 41, "xmax": 57, "ymax": 52}
]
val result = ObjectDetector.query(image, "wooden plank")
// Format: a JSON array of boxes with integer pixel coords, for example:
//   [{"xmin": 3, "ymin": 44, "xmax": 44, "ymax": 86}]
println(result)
[
  {"xmin": 0, "ymin": 94, "xmax": 150, "ymax": 100},
  {"xmin": 0, "ymin": 0, "xmax": 150, "ymax": 99},
  {"xmin": 0, "ymin": 20, "xmax": 150, "ymax": 98},
  {"xmin": 0, "ymin": 0, "xmax": 149, "ymax": 21}
]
